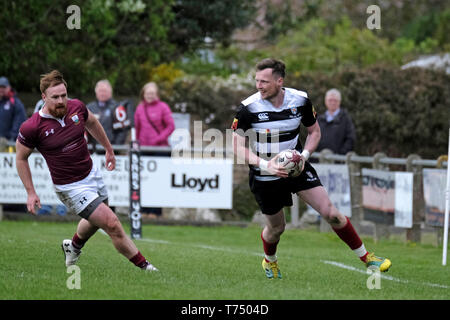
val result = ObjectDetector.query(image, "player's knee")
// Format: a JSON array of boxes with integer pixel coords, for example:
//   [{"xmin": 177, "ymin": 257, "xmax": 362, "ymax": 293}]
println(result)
[
  {"xmin": 105, "ymin": 217, "xmax": 123, "ymax": 237},
  {"xmin": 324, "ymin": 208, "xmax": 344, "ymax": 226},
  {"xmin": 271, "ymin": 222, "xmax": 286, "ymax": 237},
  {"xmin": 319, "ymin": 201, "xmax": 334, "ymax": 220}
]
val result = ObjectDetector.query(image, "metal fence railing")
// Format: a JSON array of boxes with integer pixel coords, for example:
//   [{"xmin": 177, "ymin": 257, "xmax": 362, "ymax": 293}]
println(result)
[{"xmin": 293, "ymin": 149, "xmax": 448, "ymax": 244}]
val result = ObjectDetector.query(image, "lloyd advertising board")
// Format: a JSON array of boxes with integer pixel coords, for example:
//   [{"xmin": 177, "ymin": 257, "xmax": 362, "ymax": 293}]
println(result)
[{"xmin": 0, "ymin": 152, "xmax": 233, "ymax": 209}]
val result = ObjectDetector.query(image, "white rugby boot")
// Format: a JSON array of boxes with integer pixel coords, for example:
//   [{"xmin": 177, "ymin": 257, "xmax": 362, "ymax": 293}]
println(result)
[
  {"xmin": 61, "ymin": 239, "xmax": 81, "ymax": 267},
  {"xmin": 144, "ymin": 261, "xmax": 159, "ymax": 272}
]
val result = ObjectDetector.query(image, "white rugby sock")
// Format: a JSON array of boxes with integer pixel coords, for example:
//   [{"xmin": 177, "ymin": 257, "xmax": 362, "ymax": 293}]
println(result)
[
  {"xmin": 353, "ymin": 244, "xmax": 368, "ymax": 258},
  {"xmin": 265, "ymin": 254, "xmax": 277, "ymax": 262}
]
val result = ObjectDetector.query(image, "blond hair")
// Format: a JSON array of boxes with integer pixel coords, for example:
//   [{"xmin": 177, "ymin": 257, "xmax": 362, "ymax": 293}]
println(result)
[{"xmin": 139, "ymin": 82, "xmax": 158, "ymax": 102}]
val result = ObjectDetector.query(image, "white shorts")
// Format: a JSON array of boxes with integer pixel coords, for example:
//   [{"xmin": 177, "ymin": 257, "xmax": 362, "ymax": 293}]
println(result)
[{"xmin": 54, "ymin": 164, "xmax": 108, "ymax": 217}]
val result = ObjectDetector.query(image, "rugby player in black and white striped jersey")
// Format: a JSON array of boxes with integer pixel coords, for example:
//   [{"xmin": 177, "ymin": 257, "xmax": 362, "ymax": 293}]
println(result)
[{"xmin": 232, "ymin": 58, "xmax": 391, "ymax": 279}]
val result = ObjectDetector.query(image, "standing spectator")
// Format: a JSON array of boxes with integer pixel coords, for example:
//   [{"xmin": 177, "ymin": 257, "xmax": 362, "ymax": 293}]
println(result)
[
  {"xmin": 0, "ymin": 77, "xmax": 27, "ymax": 213},
  {"xmin": 134, "ymin": 82, "xmax": 175, "ymax": 147},
  {"xmin": 86, "ymin": 80, "xmax": 131, "ymax": 146},
  {"xmin": 0, "ymin": 76, "xmax": 27, "ymax": 146},
  {"xmin": 316, "ymin": 88, "xmax": 356, "ymax": 155},
  {"xmin": 87, "ymin": 80, "xmax": 131, "ymax": 215},
  {"xmin": 134, "ymin": 82, "xmax": 175, "ymax": 218}
]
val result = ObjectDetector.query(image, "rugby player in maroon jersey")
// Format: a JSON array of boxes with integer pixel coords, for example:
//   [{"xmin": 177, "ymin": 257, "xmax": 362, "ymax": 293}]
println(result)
[{"xmin": 16, "ymin": 70, "xmax": 157, "ymax": 271}]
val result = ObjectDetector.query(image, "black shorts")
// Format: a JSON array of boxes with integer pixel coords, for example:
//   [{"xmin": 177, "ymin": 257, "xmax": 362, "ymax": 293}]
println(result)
[
  {"xmin": 78, "ymin": 196, "xmax": 109, "ymax": 220},
  {"xmin": 249, "ymin": 161, "xmax": 322, "ymax": 215}
]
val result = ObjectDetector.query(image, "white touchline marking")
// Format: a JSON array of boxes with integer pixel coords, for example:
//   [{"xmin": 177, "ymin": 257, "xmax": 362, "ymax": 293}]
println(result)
[
  {"xmin": 139, "ymin": 238, "xmax": 171, "ymax": 244},
  {"xmin": 139, "ymin": 237, "xmax": 264, "ymax": 257},
  {"xmin": 105, "ymin": 232, "xmax": 449, "ymax": 289},
  {"xmin": 322, "ymin": 260, "xmax": 450, "ymax": 289}
]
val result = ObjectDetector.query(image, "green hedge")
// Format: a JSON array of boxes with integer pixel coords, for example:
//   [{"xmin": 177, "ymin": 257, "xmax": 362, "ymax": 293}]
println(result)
[
  {"xmin": 290, "ymin": 65, "xmax": 450, "ymax": 159},
  {"xmin": 163, "ymin": 65, "xmax": 449, "ymax": 159}
]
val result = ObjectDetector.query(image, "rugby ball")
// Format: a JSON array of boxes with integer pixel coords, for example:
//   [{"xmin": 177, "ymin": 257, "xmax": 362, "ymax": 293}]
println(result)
[{"xmin": 277, "ymin": 149, "xmax": 303, "ymax": 177}]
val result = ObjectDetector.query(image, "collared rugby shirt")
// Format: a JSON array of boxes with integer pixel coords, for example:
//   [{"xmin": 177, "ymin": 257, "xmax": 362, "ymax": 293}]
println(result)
[
  {"xmin": 232, "ymin": 88, "xmax": 317, "ymax": 181},
  {"xmin": 18, "ymin": 99, "xmax": 93, "ymax": 185}
]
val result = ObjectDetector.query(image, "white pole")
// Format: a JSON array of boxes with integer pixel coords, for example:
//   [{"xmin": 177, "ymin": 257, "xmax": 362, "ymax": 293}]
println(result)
[
  {"xmin": 291, "ymin": 194, "xmax": 299, "ymax": 227},
  {"xmin": 131, "ymin": 127, "xmax": 136, "ymax": 142},
  {"xmin": 442, "ymin": 127, "xmax": 450, "ymax": 266}
]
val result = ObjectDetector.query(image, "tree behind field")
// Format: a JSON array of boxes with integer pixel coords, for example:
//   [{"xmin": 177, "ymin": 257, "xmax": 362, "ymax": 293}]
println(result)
[
  {"xmin": 164, "ymin": 66, "xmax": 450, "ymax": 159},
  {"xmin": 0, "ymin": 0, "xmax": 257, "ymax": 96}
]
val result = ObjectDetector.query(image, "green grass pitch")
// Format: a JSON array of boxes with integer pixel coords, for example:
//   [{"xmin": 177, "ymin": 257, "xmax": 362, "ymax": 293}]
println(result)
[{"xmin": 0, "ymin": 220, "xmax": 449, "ymax": 300}]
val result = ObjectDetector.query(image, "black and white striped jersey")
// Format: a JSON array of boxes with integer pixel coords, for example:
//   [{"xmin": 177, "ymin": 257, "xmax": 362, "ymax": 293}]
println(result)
[{"xmin": 232, "ymin": 87, "xmax": 317, "ymax": 181}]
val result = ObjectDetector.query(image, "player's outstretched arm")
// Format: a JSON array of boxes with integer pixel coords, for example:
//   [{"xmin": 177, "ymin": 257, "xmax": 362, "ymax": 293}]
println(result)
[
  {"xmin": 85, "ymin": 110, "xmax": 116, "ymax": 171},
  {"xmin": 15, "ymin": 140, "xmax": 41, "ymax": 215},
  {"xmin": 302, "ymin": 121, "xmax": 321, "ymax": 161},
  {"xmin": 232, "ymin": 132, "xmax": 288, "ymax": 178}
]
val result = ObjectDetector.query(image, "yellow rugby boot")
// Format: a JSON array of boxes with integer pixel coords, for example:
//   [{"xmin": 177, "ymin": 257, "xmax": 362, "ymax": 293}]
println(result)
[
  {"xmin": 262, "ymin": 259, "xmax": 282, "ymax": 279},
  {"xmin": 365, "ymin": 253, "xmax": 392, "ymax": 272}
]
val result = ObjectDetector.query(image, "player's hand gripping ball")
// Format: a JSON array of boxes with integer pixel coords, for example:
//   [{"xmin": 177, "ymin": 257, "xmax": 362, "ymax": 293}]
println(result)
[{"xmin": 277, "ymin": 149, "xmax": 303, "ymax": 177}]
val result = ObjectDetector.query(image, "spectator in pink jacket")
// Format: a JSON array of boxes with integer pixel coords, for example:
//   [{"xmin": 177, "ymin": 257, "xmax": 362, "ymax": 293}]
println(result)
[
  {"xmin": 134, "ymin": 82, "xmax": 175, "ymax": 147},
  {"xmin": 134, "ymin": 82, "xmax": 175, "ymax": 219}
]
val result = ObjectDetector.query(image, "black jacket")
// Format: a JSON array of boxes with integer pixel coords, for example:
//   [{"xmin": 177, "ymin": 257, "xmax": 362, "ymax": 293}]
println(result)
[
  {"xmin": 86, "ymin": 99, "xmax": 132, "ymax": 145},
  {"xmin": 0, "ymin": 91, "xmax": 27, "ymax": 141},
  {"xmin": 316, "ymin": 108, "xmax": 356, "ymax": 155}
]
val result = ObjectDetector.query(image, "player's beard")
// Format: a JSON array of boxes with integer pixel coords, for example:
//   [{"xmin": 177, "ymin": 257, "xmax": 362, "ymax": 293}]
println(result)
[
  {"xmin": 49, "ymin": 104, "xmax": 67, "ymax": 118},
  {"xmin": 260, "ymin": 87, "xmax": 280, "ymax": 101}
]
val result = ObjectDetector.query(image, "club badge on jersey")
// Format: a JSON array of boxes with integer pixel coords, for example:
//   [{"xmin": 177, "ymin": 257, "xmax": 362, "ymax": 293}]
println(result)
[
  {"xmin": 231, "ymin": 118, "xmax": 238, "ymax": 130},
  {"xmin": 70, "ymin": 113, "xmax": 80, "ymax": 125}
]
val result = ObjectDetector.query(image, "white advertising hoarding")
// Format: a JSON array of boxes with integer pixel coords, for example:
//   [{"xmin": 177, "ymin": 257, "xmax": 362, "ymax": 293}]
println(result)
[
  {"xmin": 0, "ymin": 153, "xmax": 233, "ymax": 209},
  {"xmin": 423, "ymin": 168, "xmax": 447, "ymax": 227},
  {"xmin": 394, "ymin": 172, "xmax": 413, "ymax": 228},
  {"xmin": 361, "ymin": 168, "xmax": 413, "ymax": 227},
  {"xmin": 307, "ymin": 163, "xmax": 352, "ymax": 217},
  {"xmin": 0, "ymin": 152, "xmax": 63, "ymax": 205}
]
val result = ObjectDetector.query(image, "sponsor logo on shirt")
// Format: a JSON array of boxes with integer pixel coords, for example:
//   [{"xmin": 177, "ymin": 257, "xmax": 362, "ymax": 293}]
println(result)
[
  {"xmin": 62, "ymin": 142, "xmax": 79, "ymax": 153},
  {"xmin": 258, "ymin": 112, "xmax": 269, "ymax": 121},
  {"xmin": 45, "ymin": 128, "xmax": 55, "ymax": 136},
  {"xmin": 305, "ymin": 170, "xmax": 318, "ymax": 182}
]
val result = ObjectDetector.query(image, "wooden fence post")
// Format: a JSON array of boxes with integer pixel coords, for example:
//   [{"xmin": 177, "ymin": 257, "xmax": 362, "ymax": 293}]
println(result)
[
  {"xmin": 372, "ymin": 152, "xmax": 390, "ymax": 241},
  {"xmin": 319, "ymin": 149, "xmax": 334, "ymax": 233},
  {"xmin": 406, "ymin": 154, "xmax": 423, "ymax": 243},
  {"xmin": 346, "ymin": 151, "xmax": 363, "ymax": 233}
]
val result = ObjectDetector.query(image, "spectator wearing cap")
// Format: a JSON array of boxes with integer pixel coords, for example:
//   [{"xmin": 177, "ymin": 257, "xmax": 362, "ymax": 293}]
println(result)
[{"xmin": 0, "ymin": 76, "xmax": 27, "ymax": 143}]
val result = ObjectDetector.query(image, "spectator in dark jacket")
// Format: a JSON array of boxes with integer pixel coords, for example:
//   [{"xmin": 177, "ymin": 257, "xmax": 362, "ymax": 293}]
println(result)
[
  {"xmin": 86, "ymin": 80, "xmax": 131, "ymax": 146},
  {"xmin": 316, "ymin": 88, "xmax": 356, "ymax": 155},
  {"xmin": 0, "ymin": 76, "xmax": 27, "ymax": 143}
]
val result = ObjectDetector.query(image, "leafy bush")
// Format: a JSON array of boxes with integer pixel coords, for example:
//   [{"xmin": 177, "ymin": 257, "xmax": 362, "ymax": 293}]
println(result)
[
  {"xmin": 163, "ymin": 74, "xmax": 254, "ymax": 130},
  {"xmin": 289, "ymin": 66, "xmax": 450, "ymax": 159},
  {"xmin": 162, "ymin": 65, "xmax": 449, "ymax": 160}
]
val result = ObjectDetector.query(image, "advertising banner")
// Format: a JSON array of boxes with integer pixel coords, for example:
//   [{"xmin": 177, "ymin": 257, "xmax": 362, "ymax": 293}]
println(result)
[
  {"xmin": 0, "ymin": 153, "xmax": 233, "ymax": 209},
  {"xmin": 362, "ymin": 169, "xmax": 413, "ymax": 226},
  {"xmin": 306, "ymin": 164, "xmax": 351, "ymax": 217},
  {"xmin": 423, "ymin": 168, "xmax": 447, "ymax": 227}
]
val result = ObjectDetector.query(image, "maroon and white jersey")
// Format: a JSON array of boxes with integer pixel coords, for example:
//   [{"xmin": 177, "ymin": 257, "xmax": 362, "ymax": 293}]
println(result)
[{"xmin": 18, "ymin": 99, "xmax": 93, "ymax": 185}]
